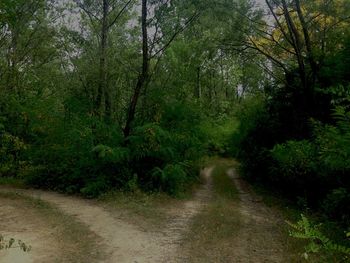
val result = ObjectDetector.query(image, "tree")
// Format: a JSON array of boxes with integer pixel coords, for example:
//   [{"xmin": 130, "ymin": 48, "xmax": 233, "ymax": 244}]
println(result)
[
  {"xmin": 0, "ymin": 0, "xmax": 57, "ymax": 96},
  {"xmin": 74, "ymin": 0, "xmax": 133, "ymax": 120},
  {"xmin": 123, "ymin": 0, "xmax": 200, "ymax": 138}
]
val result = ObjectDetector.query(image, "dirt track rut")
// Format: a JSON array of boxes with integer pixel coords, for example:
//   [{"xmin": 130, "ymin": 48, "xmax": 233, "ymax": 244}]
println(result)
[
  {"xmin": 0, "ymin": 166, "xmax": 289, "ymax": 263},
  {"xmin": 0, "ymin": 167, "xmax": 213, "ymax": 263}
]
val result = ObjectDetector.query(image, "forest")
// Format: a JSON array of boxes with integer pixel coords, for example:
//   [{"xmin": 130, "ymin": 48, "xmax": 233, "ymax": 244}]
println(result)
[{"xmin": 0, "ymin": 0, "xmax": 350, "ymax": 262}]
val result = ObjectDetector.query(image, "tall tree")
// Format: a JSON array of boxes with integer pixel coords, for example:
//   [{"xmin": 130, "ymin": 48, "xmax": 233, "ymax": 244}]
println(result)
[
  {"xmin": 124, "ymin": 0, "xmax": 149, "ymax": 138},
  {"xmin": 74, "ymin": 0, "xmax": 132, "ymax": 120}
]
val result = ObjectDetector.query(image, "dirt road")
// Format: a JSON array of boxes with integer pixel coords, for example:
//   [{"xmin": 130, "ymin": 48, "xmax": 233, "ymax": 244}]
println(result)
[
  {"xmin": 0, "ymin": 166, "xmax": 288, "ymax": 263},
  {"xmin": 0, "ymin": 168, "xmax": 213, "ymax": 263},
  {"xmin": 227, "ymin": 168, "xmax": 287, "ymax": 262}
]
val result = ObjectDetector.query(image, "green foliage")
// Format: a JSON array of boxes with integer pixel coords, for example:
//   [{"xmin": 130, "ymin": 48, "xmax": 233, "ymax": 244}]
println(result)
[
  {"xmin": 287, "ymin": 215, "xmax": 350, "ymax": 262},
  {"xmin": 314, "ymin": 107, "xmax": 350, "ymax": 173},
  {"xmin": 270, "ymin": 140, "xmax": 316, "ymax": 190},
  {"xmin": 234, "ymin": 33, "xmax": 350, "ymax": 222},
  {"xmin": 0, "ymin": 119, "xmax": 27, "ymax": 177},
  {"xmin": 322, "ymin": 188, "xmax": 350, "ymax": 224},
  {"xmin": 201, "ymin": 117, "xmax": 239, "ymax": 156},
  {"xmin": 92, "ymin": 145, "xmax": 130, "ymax": 163},
  {"xmin": 152, "ymin": 163, "xmax": 187, "ymax": 196},
  {"xmin": 233, "ymin": 95, "xmax": 278, "ymax": 181},
  {"xmin": 80, "ymin": 179, "xmax": 110, "ymax": 198},
  {"xmin": 126, "ymin": 102, "xmax": 207, "ymax": 195},
  {"xmin": 0, "ymin": 0, "xmax": 257, "ymax": 199},
  {"xmin": 263, "ymin": 106, "xmax": 350, "ymax": 221}
]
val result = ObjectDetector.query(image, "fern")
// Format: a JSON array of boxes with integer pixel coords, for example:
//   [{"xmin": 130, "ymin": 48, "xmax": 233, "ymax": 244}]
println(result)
[
  {"xmin": 92, "ymin": 145, "xmax": 130, "ymax": 163},
  {"xmin": 287, "ymin": 215, "xmax": 350, "ymax": 261},
  {"xmin": 151, "ymin": 163, "xmax": 187, "ymax": 195}
]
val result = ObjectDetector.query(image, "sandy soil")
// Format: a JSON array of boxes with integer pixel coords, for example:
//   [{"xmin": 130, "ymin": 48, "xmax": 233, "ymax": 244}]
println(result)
[
  {"xmin": 162, "ymin": 167, "xmax": 213, "ymax": 262},
  {"xmin": 0, "ymin": 197, "xmax": 63, "ymax": 263},
  {"xmin": 0, "ymin": 167, "xmax": 213, "ymax": 263},
  {"xmin": 0, "ymin": 166, "xmax": 289, "ymax": 263}
]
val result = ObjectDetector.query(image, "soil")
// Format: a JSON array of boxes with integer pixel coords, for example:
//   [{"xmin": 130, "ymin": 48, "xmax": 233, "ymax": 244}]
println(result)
[
  {"xmin": 227, "ymin": 168, "xmax": 287, "ymax": 262},
  {"xmin": 0, "ymin": 166, "xmax": 289, "ymax": 263}
]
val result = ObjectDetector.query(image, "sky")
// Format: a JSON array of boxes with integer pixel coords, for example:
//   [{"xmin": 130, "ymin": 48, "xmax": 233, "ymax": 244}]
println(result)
[{"xmin": 56, "ymin": 0, "xmax": 270, "ymax": 33}]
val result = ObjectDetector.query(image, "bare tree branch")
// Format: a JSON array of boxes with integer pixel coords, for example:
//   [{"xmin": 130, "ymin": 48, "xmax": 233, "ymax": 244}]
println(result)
[
  {"xmin": 150, "ymin": 12, "xmax": 200, "ymax": 59},
  {"xmin": 107, "ymin": 0, "xmax": 133, "ymax": 29},
  {"xmin": 75, "ymin": 0, "xmax": 101, "ymax": 22}
]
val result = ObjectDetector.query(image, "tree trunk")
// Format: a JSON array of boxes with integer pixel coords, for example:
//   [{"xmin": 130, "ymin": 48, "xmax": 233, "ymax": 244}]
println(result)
[
  {"xmin": 196, "ymin": 66, "xmax": 201, "ymax": 99},
  {"xmin": 281, "ymin": 0, "xmax": 307, "ymax": 91},
  {"xmin": 295, "ymin": 0, "xmax": 318, "ymax": 85},
  {"xmin": 7, "ymin": 30, "xmax": 18, "ymax": 94},
  {"xmin": 124, "ymin": 0, "xmax": 149, "ymax": 138},
  {"xmin": 95, "ymin": 0, "xmax": 109, "ymax": 119}
]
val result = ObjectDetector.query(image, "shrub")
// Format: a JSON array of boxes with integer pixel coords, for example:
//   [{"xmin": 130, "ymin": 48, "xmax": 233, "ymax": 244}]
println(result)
[
  {"xmin": 322, "ymin": 188, "xmax": 350, "ymax": 225},
  {"xmin": 234, "ymin": 95, "xmax": 279, "ymax": 182},
  {"xmin": 0, "ymin": 122, "xmax": 27, "ymax": 177},
  {"xmin": 287, "ymin": 214, "xmax": 350, "ymax": 262},
  {"xmin": 151, "ymin": 163, "xmax": 188, "ymax": 196},
  {"xmin": 270, "ymin": 140, "xmax": 317, "ymax": 194}
]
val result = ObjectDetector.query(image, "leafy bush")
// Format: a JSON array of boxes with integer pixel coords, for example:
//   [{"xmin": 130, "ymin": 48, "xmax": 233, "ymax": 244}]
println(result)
[
  {"xmin": 123, "ymin": 101, "xmax": 206, "ymax": 195},
  {"xmin": 314, "ymin": 107, "xmax": 350, "ymax": 174},
  {"xmin": 233, "ymin": 95, "xmax": 279, "ymax": 182},
  {"xmin": 235, "ymin": 81, "xmax": 350, "ymax": 221},
  {"xmin": 80, "ymin": 179, "xmax": 111, "ymax": 198},
  {"xmin": 0, "ymin": 121, "xmax": 27, "ymax": 177},
  {"xmin": 271, "ymin": 140, "xmax": 316, "ymax": 179},
  {"xmin": 322, "ymin": 188, "xmax": 350, "ymax": 225},
  {"xmin": 287, "ymin": 214, "xmax": 350, "ymax": 262},
  {"xmin": 151, "ymin": 163, "xmax": 188, "ymax": 196},
  {"xmin": 270, "ymin": 140, "xmax": 317, "ymax": 198}
]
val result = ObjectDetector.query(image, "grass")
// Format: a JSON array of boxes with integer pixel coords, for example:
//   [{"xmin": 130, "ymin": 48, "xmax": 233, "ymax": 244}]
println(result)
[
  {"xmin": 99, "ymin": 161, "xmax": 206, "ymax": 230},
  {"xmin": 99, "ymin": 158, "xmax": 243, "ymax": 262},
  {"xmin": 179, "ymin": 158, "xmax": 242, "ymax": 262},
  {"xmin": 99, "ymin": 189, "xmax": 181, "ymax": 230},
  {"xmin": 0, "ymin": 177, "xmax": 26, "ymax": 188},
  {"xmin": 211, "ymin": 160, "xmax": 238, "ymax": 200},
  {"xmin": 0, "ymin": 191, "xmax": 104, "ymax": 263}
]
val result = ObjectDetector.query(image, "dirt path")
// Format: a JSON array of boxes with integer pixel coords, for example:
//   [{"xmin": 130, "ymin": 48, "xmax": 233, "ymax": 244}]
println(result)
[
  {"xmin": 0, "ymin": 166, "xmax": 290, "ymax": 263},
  {"xmin": 0, "ymin": 191, "xmax": 102, "ymax": 263},
  {"xmin": 0, "ymin": 197, "xmax": 59, "ymax": 263},
  {"xmin": 0, "ymin": 167, "xmax": 213, "ymax": 263},
  {"xmin": 162, "ymin": 167, "xmax": 213, "ymax": 262},
  {"xmin": 227, "ymin": 168, "xmax": 287, "ymax": 262}
]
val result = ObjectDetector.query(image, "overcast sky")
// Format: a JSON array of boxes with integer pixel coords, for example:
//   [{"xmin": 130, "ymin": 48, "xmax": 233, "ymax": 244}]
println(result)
[{"xmin": 57, "ymin": 0, "xmax": 270, "ymax": 33}]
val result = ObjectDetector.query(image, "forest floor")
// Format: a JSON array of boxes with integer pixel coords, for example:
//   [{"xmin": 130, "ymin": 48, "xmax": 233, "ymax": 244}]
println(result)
[{"xmin": 0, "ymin": 159, "xmax": 302, "ymax": 263}]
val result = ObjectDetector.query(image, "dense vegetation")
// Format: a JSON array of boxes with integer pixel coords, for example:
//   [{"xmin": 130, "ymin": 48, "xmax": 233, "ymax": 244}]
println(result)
[
  {"xmin": 0, "ymin": 0, "xmax": 253, "ymax": 197},
  {"xmin": 233, "ymin": 0, "xmax": 350, "ymax": 229}
]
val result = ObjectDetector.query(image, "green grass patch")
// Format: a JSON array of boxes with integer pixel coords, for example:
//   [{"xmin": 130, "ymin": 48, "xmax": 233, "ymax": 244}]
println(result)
[
  {"xmin": 99, "ymin": 189, "xmax": 180, "ymax": 230},
  {"xmin": 211, "ymin": 162, "xmax": 238, "ymax": 200},
  {"xmin": 180, "ymin": 159, "xmax": 242, "ymax": 262},
  {"xmin": 0, "ymin": 177, "xmax": 26, "ymax": 188}
]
